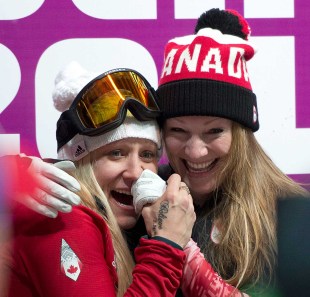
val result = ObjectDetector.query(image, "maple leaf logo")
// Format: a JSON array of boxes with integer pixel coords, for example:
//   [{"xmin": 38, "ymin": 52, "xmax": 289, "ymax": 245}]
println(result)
[{"xmin": 67, "ymin": 265, "xmax": 78, "ymax": 274}]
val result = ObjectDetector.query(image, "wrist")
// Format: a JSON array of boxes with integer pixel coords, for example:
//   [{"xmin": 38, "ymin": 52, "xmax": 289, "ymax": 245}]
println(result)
[{"xmin": 142, "ymin": 235, "xmax": 183, "ymax": 250}]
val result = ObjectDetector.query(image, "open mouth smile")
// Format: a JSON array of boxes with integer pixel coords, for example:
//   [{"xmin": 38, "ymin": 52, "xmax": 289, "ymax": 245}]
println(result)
[
  {"xmin": 111, "ymin": 190, "xmax": 134, "ymax": 207},
  {"xmin": 185, "ymin": 159, "xmax": 218, "ymax": 173}
]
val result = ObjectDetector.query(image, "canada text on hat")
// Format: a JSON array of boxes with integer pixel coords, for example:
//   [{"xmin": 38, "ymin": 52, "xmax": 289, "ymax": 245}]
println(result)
[
  {"xmin": 159, "ymin": 28, "xmax": 255, "ymax": 91},
  {"xmin": 156, "ymin": 11, "xmax": 259, "ymax": 132}
]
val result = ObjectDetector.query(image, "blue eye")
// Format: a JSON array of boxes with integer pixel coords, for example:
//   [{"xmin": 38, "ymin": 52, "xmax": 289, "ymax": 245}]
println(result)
[{"xmin": 141, "ymin": 151, "xmax": 156, "ymax": 160}]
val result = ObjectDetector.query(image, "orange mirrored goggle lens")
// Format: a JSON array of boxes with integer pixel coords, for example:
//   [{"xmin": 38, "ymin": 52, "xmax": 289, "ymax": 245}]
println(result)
[{"xmin": 76, "ymin": 71, "xmax": 159, "ymax": 128}]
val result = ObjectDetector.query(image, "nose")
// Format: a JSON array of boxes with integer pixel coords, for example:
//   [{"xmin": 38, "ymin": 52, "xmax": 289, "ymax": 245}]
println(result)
[
  {"xmin": 122, "ymin": 156, "xmax": 144, "ymax": 186},
  {"xmin": 184, "ymin": 135, "xmax": 208, "ymax": 159}
]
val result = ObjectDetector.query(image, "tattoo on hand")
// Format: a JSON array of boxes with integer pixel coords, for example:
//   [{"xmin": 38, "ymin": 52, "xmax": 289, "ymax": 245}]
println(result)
[
  {"xmin": 157, "ymin": 201, "xmax": 169, "ymax": 229},
  {"xmin": 152, "ymin": 220, "xmax": 157, "ymax": 236}
]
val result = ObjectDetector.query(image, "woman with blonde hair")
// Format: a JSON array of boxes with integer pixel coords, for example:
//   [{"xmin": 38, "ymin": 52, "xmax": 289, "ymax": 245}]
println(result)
[{"xmin": 3, "ymin": 63, "xmax": 195, "ymax": 297}]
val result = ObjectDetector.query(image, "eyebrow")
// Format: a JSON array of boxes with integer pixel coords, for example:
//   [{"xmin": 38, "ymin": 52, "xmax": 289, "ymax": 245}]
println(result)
[{"xmin": 168, "ymin": 117, "xmax": 222, "ymax": 125}]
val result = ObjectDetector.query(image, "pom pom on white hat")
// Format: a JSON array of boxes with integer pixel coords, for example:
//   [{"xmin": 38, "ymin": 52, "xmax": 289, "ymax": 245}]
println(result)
[{"xmin": 53, "ymin": 61, "xmax": 99, "ymax": 112}]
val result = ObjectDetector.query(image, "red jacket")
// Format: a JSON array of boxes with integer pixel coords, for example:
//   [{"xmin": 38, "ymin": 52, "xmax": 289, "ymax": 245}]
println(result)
[{"xmin": 3, "ymin": 205, "xmax": 185, "ymax": 297}]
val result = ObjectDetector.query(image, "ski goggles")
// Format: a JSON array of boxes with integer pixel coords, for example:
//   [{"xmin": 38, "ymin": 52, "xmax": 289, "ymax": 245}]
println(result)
[{"xmin": 56, "ymin": 68, "xmax": 161, "ymax": 149}]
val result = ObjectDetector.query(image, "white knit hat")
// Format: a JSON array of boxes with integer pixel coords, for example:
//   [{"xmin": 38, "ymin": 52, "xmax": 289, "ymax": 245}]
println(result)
[{"xmin": 53, "ymin": 61, "xmax": 162, "ymax": 161}]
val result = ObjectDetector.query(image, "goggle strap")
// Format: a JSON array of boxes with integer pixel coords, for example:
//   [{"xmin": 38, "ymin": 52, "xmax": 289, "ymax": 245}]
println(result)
[{"xmin": 56, "ymin": 110, "xmax": 82, "ymax": 150}]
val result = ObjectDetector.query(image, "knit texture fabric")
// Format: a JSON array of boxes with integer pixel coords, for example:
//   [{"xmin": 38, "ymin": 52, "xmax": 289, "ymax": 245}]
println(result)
[{"xmin": 157, "ymin": 26, "xmax": 259, "ymax": 131}]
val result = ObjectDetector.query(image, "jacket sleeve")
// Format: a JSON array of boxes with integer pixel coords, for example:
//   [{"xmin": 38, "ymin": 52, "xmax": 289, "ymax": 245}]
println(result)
[
  {"xmin": 125, "ymin": 237, "xmax": 185, "ymax": 297},
  {"xmin": 181, "ymin": 239, "xmax": 250, "ymax": 297}
]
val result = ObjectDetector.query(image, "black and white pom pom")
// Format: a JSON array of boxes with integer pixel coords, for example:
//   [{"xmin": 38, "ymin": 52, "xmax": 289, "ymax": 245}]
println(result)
[{"xmin": 194, "ymin": 8, "xmax": 251, "ymax": 40}]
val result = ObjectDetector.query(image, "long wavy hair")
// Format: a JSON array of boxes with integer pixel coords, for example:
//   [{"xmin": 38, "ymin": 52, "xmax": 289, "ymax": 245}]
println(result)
[
  {"xmin": 73, "ymin": 153, "xmax": 135, "ymax": 296},
  {"xmin": 193, "ymin": 123, "xmax": 309, "ymax": 289}
]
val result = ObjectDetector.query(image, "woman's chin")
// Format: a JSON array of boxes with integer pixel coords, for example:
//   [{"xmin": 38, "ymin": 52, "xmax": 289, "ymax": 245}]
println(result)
[{"xmin": 117, "ymin": 215, "xmax": 139, "ymax": 230}]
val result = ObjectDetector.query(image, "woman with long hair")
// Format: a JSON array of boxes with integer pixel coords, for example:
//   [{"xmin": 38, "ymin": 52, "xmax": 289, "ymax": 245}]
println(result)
[
  {"xmin": 3, "ymin": 63, "xmax": 195, "ymax": 297},
  {"xmin": 156, "ymin": 8, "xmax": 309, "ymax": 296}
]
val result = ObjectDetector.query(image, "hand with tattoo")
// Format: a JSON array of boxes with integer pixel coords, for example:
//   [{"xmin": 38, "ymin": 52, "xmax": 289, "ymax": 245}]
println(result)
[{"xmin": 142, "ymin": 174, "xmax": 196, "ymax": 248}]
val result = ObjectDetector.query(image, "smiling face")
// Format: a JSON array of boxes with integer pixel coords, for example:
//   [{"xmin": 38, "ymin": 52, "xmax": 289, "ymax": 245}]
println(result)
[
  {"xmin": 163, "ymin": 116, "xmax": 232, "ymax": 205},
  {"xmin": 92, "ymin": 138, "xmax": 158, "ymax": 230}
]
